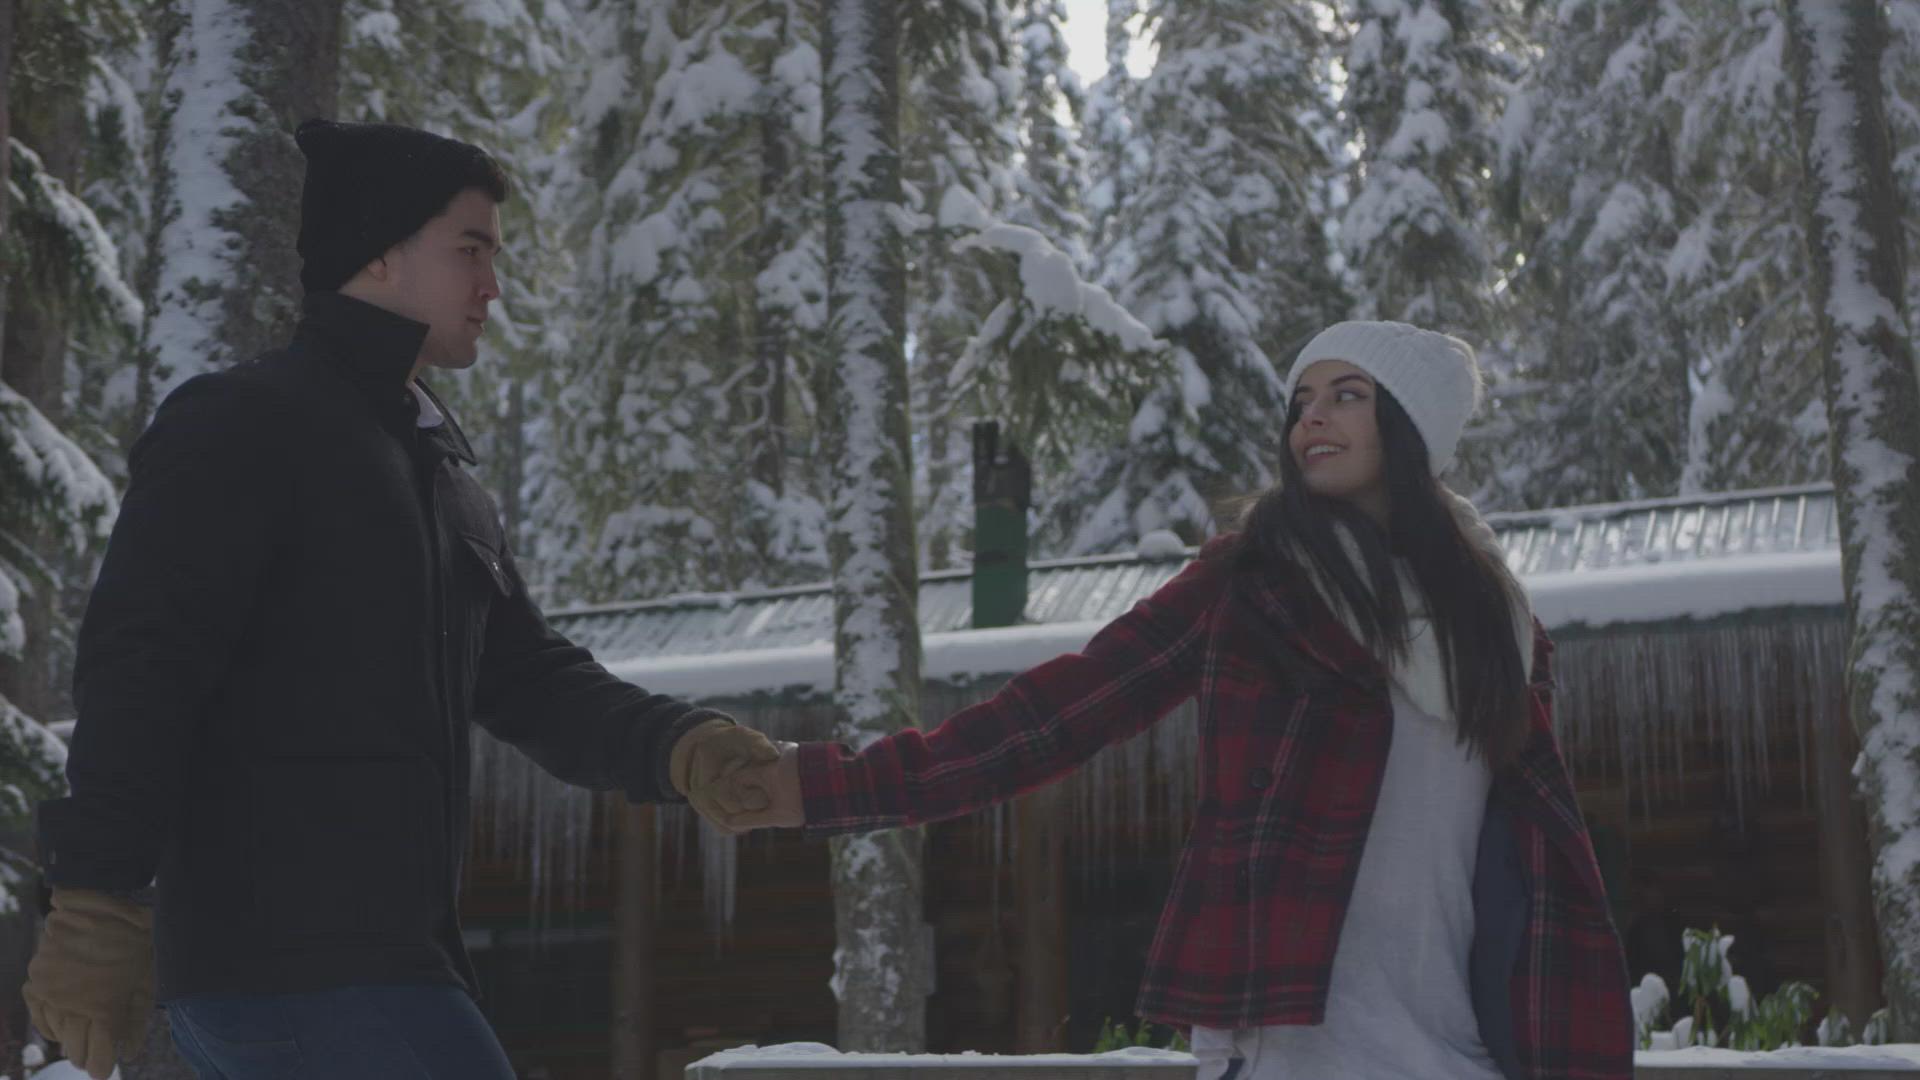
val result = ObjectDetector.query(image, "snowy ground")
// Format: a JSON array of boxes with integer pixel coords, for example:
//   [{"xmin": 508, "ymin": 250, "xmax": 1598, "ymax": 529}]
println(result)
[
  {"xmin": 683, "ymin": 1042, "xmax": 1920, "ymax": 1073},
  {"xmin": 19, "ymin": 1043, "xmax": 1920, "ymax": 1076},
  {"xmin": 687, "ymin": 1043, "xmax": 1193, "ymax": 1070},
  {"xmin": 1635, "ymin": 1044, "xmax": 1920, "ymax": 1069}
]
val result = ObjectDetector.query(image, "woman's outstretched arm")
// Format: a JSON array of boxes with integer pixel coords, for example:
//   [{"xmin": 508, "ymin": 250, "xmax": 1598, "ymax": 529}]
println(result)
[{"xmin": 732, "ymin": 537, "xmax": 1235, "ymax": 835}]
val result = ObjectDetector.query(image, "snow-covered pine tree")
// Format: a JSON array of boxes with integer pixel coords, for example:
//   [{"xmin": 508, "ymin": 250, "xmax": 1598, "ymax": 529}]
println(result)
[
  {"xmin": 819, "ymin": 0, "xmax": 926, "ymax": 1050},
  {"xmin": 901, "ymin": 0, "xmax": 1019, "ymax": 570},
  {"xmin": 1667, "ymin": 0, "xmax": 1825, "ymax": 492},
  {"xmin": 1782, "ymin": 0, "xmax": 1920, "ymax": 1041},
  {"xmin": 1082, "ymin": 0, "xmax": 1144, "ymax": 279},
  {"xmin": 730, "ymin": 0, "xmax": 830, "ymax": 591},
  {"xmin": 1339, "ymin": 0, "xmax": 1512, "ymax": 334},
  {"xmin": 536, "ymin": 0, "xmax": 758, "ymax": 601},
  {"xmin": 1007, "ymin": 0, "xmax": 1091, "ymax": 264},
  {"xmin": 0, "ymin": 2, "xmax": 126, "ymax": 1050},
  {"xmin": 906, "ymin": 1, "xmax": 1163, "ymax": 552},
  {"xmin": 0, "ymin": 0, "xmax": 138, "ymax": 850},
  {"xmin": 533, "ymin": 0, "xmax": 828, "ymax": 604},
  {"xmin": 1339, "ymin": 0, "xmax": 1523, "ymax": 505},
  {"xmin": 136, "ymin": 0, "xmax": 344, "ymax": 415},
  {"xmin": 1491, "ymin": 0, "xmax": 1693, "ymax": 507},
  {"xmin": 1050, "ymin": 0, "xmax": 1348, "ymax": 554}
]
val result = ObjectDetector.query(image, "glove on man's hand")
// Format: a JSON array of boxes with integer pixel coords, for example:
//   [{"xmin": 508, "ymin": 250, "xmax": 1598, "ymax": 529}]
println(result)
[
  {"xmin": 24, "ymin": 886, "xmax": 155, "ymax": 1080},
  {"xmin": 671, "ymin": 718, "xmax": 779, "ymax": 831}
]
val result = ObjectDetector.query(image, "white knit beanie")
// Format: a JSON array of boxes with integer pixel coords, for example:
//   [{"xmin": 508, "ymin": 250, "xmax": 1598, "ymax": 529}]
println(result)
[{"xmin": 1282, "ymin": 320, "xmax": 1484, "ymax": 475}]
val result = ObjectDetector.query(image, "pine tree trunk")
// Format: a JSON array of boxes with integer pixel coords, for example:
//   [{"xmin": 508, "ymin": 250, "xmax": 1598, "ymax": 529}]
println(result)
[
  {"xmin": 138, "ymin": 0, "xmax": 343, "ymax": 411},
  {"xmin": 1783, "ymin": 0, "xmax": 1920, "ymax": 1041},
  {"xmin": 214, "ymin": 0, "xmax": 342, "ymax": 367},
  {"xmin": 1814, "ymin": 691, "xmax": 1884, "ymax": 1031},
  {"xmin": 611, "ymin": 802, "xmax": 657, "ymax": 1080},
  {"xmin": 820, "ymin": 0, "xmax": 927, "ymax": 1052},
  {"xmin": 1014, "ymin": 786, "xmax": 1066, "ymax": 1051}
]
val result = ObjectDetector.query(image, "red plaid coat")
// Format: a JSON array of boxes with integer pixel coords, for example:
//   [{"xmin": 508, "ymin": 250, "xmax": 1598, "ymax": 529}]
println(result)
[{"xmin": 797, "ymin": 535, "xmax": 1634, "ymax": 1079}]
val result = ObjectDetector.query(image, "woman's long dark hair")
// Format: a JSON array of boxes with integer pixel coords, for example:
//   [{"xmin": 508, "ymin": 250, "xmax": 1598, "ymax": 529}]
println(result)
[{"xmin": 1232, "ymin": 386, "xmax": 1531, "ymax": 768}]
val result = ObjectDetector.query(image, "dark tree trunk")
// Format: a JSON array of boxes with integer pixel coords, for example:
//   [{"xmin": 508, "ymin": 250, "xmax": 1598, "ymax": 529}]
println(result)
[
  {"xmin": 215, "ymin": 0, "xmax": 345, "ymax": 366},
  {"xmin": 611, "ymin": 803, "xmax": 657, "ymax": 1080}
]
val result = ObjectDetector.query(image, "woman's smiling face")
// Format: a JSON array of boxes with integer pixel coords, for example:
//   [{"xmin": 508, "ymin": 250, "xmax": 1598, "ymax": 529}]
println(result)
[{"xmin": 1287, "ymin": 360, "xmax": 1388, "ymax": 519}]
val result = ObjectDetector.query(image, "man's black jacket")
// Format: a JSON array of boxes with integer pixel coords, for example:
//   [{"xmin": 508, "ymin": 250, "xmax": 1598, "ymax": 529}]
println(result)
[{"xmin": 38, "ymin": 292, "xmax": 715, "ymax": 1000}]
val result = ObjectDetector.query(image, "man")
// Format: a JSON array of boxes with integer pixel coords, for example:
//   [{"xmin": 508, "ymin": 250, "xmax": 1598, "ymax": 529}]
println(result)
[{"xmin": 22, "ymin": 119, "xmax": 778, "ymax": 1079}]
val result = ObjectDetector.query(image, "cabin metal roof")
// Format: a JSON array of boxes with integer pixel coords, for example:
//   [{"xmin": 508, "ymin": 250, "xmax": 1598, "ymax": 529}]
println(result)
[{"xmin": 547, "ymin": 483, "xmax": 1840, "ymax": 662}]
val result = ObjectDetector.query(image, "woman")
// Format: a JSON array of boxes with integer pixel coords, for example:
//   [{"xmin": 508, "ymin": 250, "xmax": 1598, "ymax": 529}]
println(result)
[{"xmin": 731, "ymin": 321, "xmax": 1633, "ymax": 1080}]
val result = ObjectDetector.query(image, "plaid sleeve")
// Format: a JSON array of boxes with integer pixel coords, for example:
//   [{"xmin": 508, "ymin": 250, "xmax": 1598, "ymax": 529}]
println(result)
[{"xmin": 797, "ymin": 538, "xmax": 1234, "ymax": 835}]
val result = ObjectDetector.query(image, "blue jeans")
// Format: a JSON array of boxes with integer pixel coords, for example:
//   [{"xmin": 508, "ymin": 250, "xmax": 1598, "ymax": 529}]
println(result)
[{"xmin": 165, "ymin": 984, "xmax": 516, "ymax": 1079}]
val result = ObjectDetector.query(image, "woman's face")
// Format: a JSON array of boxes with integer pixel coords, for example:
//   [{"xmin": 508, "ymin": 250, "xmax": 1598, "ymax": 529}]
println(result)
[{"xmin": 1287, "ymin": 360, "xmax": 1389, "ymax": 522}]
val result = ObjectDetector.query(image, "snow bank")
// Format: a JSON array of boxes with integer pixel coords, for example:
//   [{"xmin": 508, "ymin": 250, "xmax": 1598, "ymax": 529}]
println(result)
[
  {"xmin": 688, "ymin": 1042, "xmax": 1193, "ymax": 1071},
  {"xmin": 26, "ymin": 1062, "xmax": 99, "ymax": 1079},
  {"xmin": 1637, "ymin": 1044, "xmax": 1920, "ymax": 1069},
  {"xmin": 687, "ymin": 1043, "xmax": 1920, "ymax": 1073}
]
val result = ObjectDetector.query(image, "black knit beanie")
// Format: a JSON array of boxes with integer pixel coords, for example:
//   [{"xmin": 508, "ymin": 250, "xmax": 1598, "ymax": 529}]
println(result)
[{"xmin": 294, "ymin": 118, "xmax": 510, "ymax": 293}]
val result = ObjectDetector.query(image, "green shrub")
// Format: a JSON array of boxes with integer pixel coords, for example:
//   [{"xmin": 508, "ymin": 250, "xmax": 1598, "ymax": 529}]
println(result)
[{"xmin": 1090, "ymin": 1017, "xmax": 1189, "ymax": 1054}]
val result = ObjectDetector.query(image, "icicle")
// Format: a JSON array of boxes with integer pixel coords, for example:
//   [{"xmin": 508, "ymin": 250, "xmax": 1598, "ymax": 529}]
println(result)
[
  {"xmin": 1552, "ymin": 618, "xmax": 1846, "ymax": 829},
  {"xmin": 701, "ymin": 820, "xmax": 737, "ymax": 953},
  {"xmin": 988, "ymin": 801, "xmax": 1004, "ymax": 928}
]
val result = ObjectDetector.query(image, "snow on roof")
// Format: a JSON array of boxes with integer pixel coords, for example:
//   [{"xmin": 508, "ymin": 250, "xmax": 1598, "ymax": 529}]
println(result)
[
  {"xmin": 605, "ymin": 619, "xmax": 1109, "ymax": 699},
  {"xmin": 570, "ymin": 484, "xmax": 1844, "ymax": 700}
]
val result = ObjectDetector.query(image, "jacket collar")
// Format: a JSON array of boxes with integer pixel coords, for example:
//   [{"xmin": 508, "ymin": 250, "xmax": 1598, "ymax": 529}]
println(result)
[
  {"xmin": 296, "ymin": 291, "xmax": 427, "ymax": 394},
  {"xmin": 294, "ymin": 292, "xmax": 477, "ymax": 466}
]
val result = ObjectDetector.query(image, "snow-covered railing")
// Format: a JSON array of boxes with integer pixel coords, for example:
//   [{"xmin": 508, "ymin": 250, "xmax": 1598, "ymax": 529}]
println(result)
[
  {"xmin": 684, "ymin": 1044, "xmax": 1195, "ymax": 1078},
  {"xmin": 683, "ymin": 1044, "xmax": 1920, "ymax": 1078}
]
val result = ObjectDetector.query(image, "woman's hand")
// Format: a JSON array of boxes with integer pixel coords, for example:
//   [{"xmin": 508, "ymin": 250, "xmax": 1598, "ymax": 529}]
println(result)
[{"xmin": 725, "ymin": 742, "xmax": 805, "ymax": 830}]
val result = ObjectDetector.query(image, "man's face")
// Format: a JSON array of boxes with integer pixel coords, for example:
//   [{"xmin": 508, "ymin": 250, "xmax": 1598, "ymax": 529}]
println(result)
[{"xmin": 375, "ymin": 188, "xmax": 502, "ymax": 375}]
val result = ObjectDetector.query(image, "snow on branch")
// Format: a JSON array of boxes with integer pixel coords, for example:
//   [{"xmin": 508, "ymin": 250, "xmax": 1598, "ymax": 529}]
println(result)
[
  {"xmin": 945, "ymin": 219, "xmax": 1164, "ymax": 469},
  {"xmin": 7, "ymin": 139, "xmax": 144, "ymax": 331},
  {"xmin": 951, "ymin": 223, "xmax": 1156, "ymax": 351},
  {"xmin": 0, "ymin": 382, "xmax": 119, "ymax": 557}
]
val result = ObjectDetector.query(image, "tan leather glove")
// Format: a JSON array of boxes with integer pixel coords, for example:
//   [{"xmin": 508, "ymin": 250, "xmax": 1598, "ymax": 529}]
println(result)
[
  {"xmin": 24, "ymin": 887, "xmax": 155, "ymax": 1080},
  {"xmin": 671, "ymin": 719, "xmax": 779, "ymax": 829}
]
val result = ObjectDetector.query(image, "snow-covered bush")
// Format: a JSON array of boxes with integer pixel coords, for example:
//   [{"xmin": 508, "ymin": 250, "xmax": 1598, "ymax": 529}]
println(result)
[
  {"xmin": 1817, "ymin": 1004, "xmax": 1893, "ymax": 1048},
  {"xmin": 1637, "ymin": 926, "xmax": 1818, "ymax": 1050}
]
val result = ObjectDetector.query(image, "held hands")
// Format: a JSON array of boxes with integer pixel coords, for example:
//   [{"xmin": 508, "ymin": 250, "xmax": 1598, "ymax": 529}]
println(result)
[
  {"xmin": 670, "ymin": 718, "xmax": 780, "ymax": 833},
  {"xmin": 725, "ymin": 742, "xmax": 804, "ymax": 831},
  {"xmin": 667, "ymin": 720, "xmax": 804, "ymax": 832},
  {"xmin": 23, "ymin": 887, "xmax": 155, "ymax": 1079}
]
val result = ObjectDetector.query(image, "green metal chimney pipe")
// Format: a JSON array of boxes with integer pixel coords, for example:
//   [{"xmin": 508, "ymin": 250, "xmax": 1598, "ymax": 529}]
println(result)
[{"xmin": 971, "ymin": 421, "xmax": 1031, "ymax": 629}]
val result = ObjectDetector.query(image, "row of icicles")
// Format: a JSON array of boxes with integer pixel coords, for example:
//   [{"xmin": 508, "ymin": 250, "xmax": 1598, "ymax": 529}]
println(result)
[{"xmin": 467, "ymin": 615, "xmax": 1847, "ymax": 942}]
